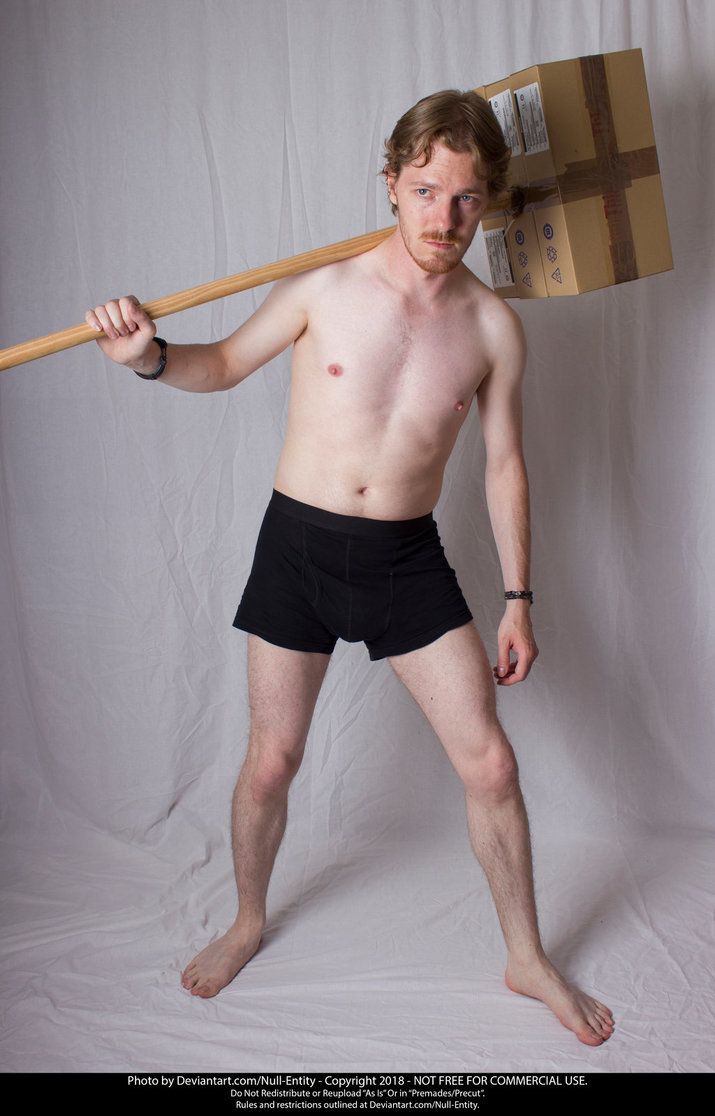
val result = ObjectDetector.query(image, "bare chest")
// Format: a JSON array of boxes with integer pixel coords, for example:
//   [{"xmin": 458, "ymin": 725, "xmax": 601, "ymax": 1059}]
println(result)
[{"xmin": 290, "ymin": 284, "xmax": 489, "ymax": 435}]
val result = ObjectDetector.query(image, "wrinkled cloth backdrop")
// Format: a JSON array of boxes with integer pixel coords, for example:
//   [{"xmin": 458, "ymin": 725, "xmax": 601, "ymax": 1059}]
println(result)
[{"xmin": 1, "ymin": 0, "xmax": 713, "ymax": 1073}]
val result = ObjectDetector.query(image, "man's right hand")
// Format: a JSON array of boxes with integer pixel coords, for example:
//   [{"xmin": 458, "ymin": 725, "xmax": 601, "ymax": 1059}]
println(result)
[{"xmin": 85, "ymin": 295, "xmax": 157, "ymax": 368}]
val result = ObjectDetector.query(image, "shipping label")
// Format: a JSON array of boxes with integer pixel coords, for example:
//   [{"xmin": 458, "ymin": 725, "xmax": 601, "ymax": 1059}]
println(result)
[
  {"xmin": 514, "ymin": 82, "xmax": 550, "ymax": 154},
  {"xmin": 488, "ymin": 89, "xmax": 522, "ymax": 156},
  {"xmin": 484, "ymin": 228, "xmax": 515, "ymax": 288}
]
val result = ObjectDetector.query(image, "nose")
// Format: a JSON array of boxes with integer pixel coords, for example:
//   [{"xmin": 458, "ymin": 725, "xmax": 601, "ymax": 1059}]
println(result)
[{"xmin": 432, "ymin": 196, "xmax": 459, "ymax": 232}]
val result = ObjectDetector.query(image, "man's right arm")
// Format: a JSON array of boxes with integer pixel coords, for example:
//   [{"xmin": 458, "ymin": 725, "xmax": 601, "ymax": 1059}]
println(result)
[
  {"xmin": 214, "ymin": 270, "xmax": 310, "ymax": 391},
  {"xmin": 85, "ymin": 270, "xmax": 312, "ymax": 393}
]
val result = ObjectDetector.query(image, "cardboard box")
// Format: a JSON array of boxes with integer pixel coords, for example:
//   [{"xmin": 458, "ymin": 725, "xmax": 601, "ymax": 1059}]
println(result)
[{"xmin": 474, "ymin": 48, "xmax": 673, "ymax": 297}]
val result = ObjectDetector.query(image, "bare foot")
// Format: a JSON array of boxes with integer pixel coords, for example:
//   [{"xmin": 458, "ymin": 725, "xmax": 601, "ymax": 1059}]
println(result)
[
  {"xmin": 181, "ymin": 923, "xmax": 263, "ymax": 998},
  {"xmin": 505, "ymin": 954, "xmax": 615, "ymax": 1046}
]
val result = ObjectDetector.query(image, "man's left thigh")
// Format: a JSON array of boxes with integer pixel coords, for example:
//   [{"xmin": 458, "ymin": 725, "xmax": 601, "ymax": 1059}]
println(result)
[{"xmin": 387, "ymin": 620, "xmax": 503, "ymax": 767}]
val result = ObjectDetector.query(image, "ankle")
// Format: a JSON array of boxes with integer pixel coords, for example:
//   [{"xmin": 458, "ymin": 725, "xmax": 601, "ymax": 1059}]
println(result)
[
  {"xmin": 506, "ymin": 944, "xmax": 548, "ymax": 968},
  {"xmin": 232, "ymin": 911, "xmax": 266, "ymax": 935}
]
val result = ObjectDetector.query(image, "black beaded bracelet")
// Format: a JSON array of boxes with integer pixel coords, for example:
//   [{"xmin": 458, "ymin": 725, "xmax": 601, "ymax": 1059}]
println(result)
[
  {"xmin": 133, "ymin": 337, "xmax": 167, "ymax": 380},
  {"xmin": 505, "ymin": 590, "xmax": 534, "ymax": 604}
]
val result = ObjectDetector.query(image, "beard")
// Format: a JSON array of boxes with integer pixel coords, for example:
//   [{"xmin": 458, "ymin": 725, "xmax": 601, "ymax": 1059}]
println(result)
[{"xmin": 398, "ymin": 215, "xmax": 463, "ymax": 274}]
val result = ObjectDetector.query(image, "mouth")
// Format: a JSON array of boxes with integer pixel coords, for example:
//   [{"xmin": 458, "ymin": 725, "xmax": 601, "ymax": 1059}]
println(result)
[{"xmin": 425, "ymin": 240, "xmax": 456, "ymax": 250}]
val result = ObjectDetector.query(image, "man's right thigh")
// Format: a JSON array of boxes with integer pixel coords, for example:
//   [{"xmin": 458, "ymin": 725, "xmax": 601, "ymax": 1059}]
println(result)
[{"xmin": 247, "ymin": 633, "xmax": 331, "ymax": 755}]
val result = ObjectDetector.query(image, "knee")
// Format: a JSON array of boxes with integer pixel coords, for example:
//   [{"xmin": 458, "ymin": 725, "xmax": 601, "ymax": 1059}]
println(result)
[
  {"xmin": 245, "ymin": 735, "xmax": 305, "ymax": 800},
  {"xmin": 459, "ymin": 732, "xmax": 519, "ymax": 799}
]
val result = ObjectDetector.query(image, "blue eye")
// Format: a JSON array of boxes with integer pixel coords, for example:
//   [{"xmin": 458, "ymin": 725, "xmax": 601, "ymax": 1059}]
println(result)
[{"xmin": 416, "ymin": 188, "xmax": 430, "ymax": 196}]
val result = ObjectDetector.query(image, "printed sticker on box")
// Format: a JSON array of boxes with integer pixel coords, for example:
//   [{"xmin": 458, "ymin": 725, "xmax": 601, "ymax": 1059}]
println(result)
[
  {"xmin": 484, "ymin": 228, "xmax": 515, "ymax": 288},
  {"xmin": 513, "ymin": 82, "xmax": 550, "ymax": 154},
  {"xmin": 488, "ymin": 89, "xmax": 522, "ymax": 156}
]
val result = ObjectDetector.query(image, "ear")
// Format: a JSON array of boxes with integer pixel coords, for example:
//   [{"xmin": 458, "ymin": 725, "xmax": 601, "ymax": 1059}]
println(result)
[{"xmin": 385, "ymin": 166, "xmax": 398, "ymax": 207}]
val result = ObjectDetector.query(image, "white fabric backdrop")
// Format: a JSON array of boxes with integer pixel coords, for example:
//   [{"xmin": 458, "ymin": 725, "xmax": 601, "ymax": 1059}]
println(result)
[{"xmin": 1, "ymin": 0, "xmax": 713, "ymax": 1073}]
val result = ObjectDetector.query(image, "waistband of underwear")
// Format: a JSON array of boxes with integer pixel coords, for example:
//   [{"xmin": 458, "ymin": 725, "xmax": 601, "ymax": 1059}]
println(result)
[{"xmin": 268, "ymin": 489, "xmax": 435, "ymax": 538}]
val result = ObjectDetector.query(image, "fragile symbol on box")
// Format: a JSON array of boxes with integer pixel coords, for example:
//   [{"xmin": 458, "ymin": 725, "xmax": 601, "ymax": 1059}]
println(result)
[{"xmin": 551, "ymin": 267, "xmax": 563, "ymax": 283}]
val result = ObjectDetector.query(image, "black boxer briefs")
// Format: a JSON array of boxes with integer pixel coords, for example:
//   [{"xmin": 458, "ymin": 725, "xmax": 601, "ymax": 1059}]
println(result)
[{"xmin": 232, "ymin": 489, "xmax": 473, "ymax": 661}]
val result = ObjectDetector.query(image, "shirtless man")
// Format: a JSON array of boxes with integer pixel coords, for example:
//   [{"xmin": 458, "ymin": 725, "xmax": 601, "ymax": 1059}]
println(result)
[{"xmin": 86, "ymin": 90, "xmax": 614, "ymax": 1045}]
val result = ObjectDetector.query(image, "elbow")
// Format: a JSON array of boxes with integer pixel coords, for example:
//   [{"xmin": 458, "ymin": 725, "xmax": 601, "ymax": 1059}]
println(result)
[
  {"xmin": 213, "ymin": 342, "xmax": 248, "ymax": 393},
  {"xmin": 211, "ymin": 341, "xmax": 229, "ymax": 392}
]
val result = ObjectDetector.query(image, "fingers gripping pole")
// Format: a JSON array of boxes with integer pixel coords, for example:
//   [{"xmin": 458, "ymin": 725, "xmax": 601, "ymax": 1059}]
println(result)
[{"xmin": 0, "ymin": 225, "xmax": 396, "ymax": 372}]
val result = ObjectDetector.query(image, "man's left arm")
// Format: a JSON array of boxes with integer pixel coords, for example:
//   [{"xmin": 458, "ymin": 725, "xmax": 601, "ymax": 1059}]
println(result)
[{"xmin": 475, "ymin": 302, "xmax": 539, "ymax": 686}]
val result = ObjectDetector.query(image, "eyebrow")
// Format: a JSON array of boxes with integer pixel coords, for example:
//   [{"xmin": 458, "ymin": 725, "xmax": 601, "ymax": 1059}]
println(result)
[{"xmin": 413, "ymin": 180, "xmax": 485, "ymax": 194}]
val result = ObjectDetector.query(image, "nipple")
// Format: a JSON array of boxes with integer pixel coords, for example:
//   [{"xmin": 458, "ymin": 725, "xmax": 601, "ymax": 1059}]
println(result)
[
  {"xmin": 328, "ymin": 363, "xmax": 343, "ymax": 376},
  {"xmin": 454, "ymin": 399, "xmax": 464, "ymax": 412}
]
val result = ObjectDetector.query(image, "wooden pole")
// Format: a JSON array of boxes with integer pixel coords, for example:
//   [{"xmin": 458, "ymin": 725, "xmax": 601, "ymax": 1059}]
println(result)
[{"xmin": 0, "ymin": 225, "xmax": 396, "ymax": 372}]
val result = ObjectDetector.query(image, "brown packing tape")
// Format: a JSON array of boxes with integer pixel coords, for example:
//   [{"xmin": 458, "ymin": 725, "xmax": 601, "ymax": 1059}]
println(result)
[
  {"xmin": 578, "ymin": 53, "xmax": 637, "ymax": 283},
  {"xmin": 516, "ymin": 145, "xmax": 660, "ymax": 215},
  {"xmin": 555, "ymin": 146, "xmax": 660, "ymax": 203}
]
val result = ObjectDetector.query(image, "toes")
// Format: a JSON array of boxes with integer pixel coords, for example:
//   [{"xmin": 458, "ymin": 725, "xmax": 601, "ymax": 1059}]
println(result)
[
  {"xmin": 595, "ymin": 999, "xmax": 614, "ymax": 1019},
  {"xmin": 593, "ymin": 1014, "xmax": 615, "ymax": 1040}
]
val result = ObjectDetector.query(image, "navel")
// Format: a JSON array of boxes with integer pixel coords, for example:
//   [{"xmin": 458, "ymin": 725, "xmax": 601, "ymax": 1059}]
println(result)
[
  {"xmin": 327, "ymin": 363, "xmax": 343, "ymax": 377},
  {"xmin": 454, "ymin": 399, "xmax": 464, "ymax": 412}
]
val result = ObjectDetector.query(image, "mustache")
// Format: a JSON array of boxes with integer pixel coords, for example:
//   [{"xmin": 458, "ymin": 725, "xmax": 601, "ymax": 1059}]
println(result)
[{"xmin": 422, "ymin": 235, "xmax": 458, "ymax": 243}]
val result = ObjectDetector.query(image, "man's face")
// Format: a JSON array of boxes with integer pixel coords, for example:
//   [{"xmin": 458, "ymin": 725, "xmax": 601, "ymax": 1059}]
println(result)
[{"xmin": 386, "ymin": 140, "xmax": 490, "ymax": 275}]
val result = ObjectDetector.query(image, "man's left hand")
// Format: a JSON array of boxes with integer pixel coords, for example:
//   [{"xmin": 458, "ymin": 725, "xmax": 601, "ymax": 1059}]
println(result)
[{"xmin": 493, "ymin": 609, "xmax": 539, "ymax": 686}]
